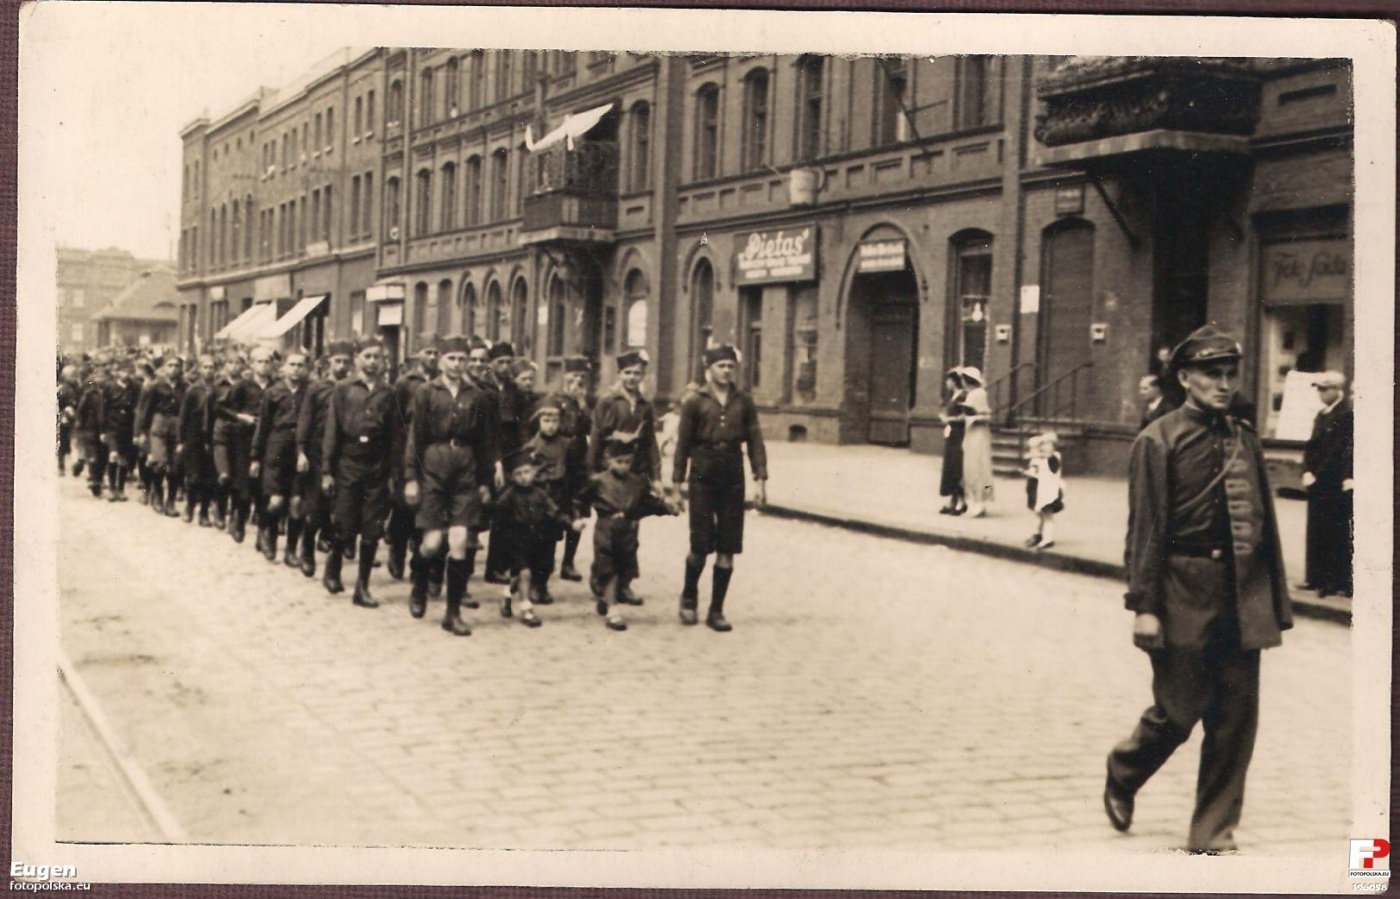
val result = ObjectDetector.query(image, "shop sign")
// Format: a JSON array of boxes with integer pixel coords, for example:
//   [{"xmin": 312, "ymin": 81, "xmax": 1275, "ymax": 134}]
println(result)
[
  {"xmin": 1261, "ymin": 239, "xmax": 1350, "ymax": 305},
  {"xmin": 733, "ymin": 224, "xmax": 817, "ymax": 285},
  {"xmin": 254, "ymin": 273, "xmax": 291, "ymax": 303},
  {"xmin": 857, "ymin": 240, "xmax": 907, "ymax": 273},
  {"xmin": 1054, "ymin": 185, "xmax": 1085, "ymax": 215}
]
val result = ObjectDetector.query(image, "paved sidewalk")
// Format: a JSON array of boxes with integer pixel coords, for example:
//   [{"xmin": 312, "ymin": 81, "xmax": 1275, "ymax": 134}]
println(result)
[{"xmin": 754, "ymin": 441, "xmax": 1348, "ymax": 623}]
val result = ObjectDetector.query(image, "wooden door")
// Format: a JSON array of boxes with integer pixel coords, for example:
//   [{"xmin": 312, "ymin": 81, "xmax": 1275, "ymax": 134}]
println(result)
[
  {"xmin": 1039, "ymin": 222, "xmax": 1095, "ymax": 414},
  {"xmin": 868, "ymin": 303, "xmax": 917, "ymax": 445}
]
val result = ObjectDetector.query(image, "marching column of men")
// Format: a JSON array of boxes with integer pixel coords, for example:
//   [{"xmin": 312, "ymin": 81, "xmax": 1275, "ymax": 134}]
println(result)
[{"xmin": 59, "ymin": 338, "xmax": 766, "ymax": 638}]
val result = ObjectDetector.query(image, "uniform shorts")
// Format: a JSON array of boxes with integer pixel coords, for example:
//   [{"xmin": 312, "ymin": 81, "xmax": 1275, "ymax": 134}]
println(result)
[
  {"xmin": 259, "ymin": 432, "xmax": 298, "ymax": 498},
  {"xmin": 495, "ymin": 529, "xmax": 556, "ymax": 581},
  {"xmin": 106, "ymin": 431, "xmax": 137, "ymax": 468},
  {"xmin": 331, "ymin": 454, "xmax": 391, "ymax": 542},
  {"xmin": 415, "ymin": 444, "xmax": 485, "ymax": 531},
  {"xmin": 688, "ymin": 475, "xmax": 747, "ymax": 556},
  {"xmin": 590, "ymin": 515, "xmax": 640, "ymax": 589},
  {"xmin": 182, "ymin": 442, "xmax": 216, "ymax": 489},
  {"xmin": 213, "ymin": 431, "xmax": 254, "ymax": 495}
]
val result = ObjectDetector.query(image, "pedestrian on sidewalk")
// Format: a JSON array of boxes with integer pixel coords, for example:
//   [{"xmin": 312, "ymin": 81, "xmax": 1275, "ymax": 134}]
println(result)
[
  {"xmin": 1301, "ymin": 371, "xmax": 1353, "ymax": 598},
  {"xmin": 1023, "ymin": 431, "xmax": 1064, "ymax": 550},
  {"xmin": 577, "ymin": 434, "xmax": 679, "ymax": 632},
  {"xmin": 322, "ymin": 339, "xmax": 400, "ymax": 608},
  {"xmin": 938, "ymin": 368, "xmax": 967, "ymax": 515},
  {"xmin": 672, "ymin": 345, "xmax": 768, "ymax": 632},
  {"xmin": 957, "ymin": 366, "xmax": 994, "ymax": 518},
  {"xmin": 1103, "ymin": 324, "xmax": 1293, "ymax": 854},
  {"xmin": 1137, "ymin": 374, "xmax": 1175, "ymax": 430}
]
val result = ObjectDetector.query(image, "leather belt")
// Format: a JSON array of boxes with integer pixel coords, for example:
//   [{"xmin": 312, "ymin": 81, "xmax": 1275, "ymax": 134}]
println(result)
[{"xmin": 1170, "ymin": 544, "xmax": 1228, "ymax": 561}]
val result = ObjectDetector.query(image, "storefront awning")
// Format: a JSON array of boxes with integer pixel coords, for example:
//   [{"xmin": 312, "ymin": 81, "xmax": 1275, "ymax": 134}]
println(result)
[
  {"xmin": 258, "ymin": 295, "xmax": 327, "ymax": 339},
  {"xmin": 366, "ymin": 281, "xmax": 405, "ymax": 303},
  {"xmin": 214, "ymin": 303, "xmax": 278, "ymax": 342}
]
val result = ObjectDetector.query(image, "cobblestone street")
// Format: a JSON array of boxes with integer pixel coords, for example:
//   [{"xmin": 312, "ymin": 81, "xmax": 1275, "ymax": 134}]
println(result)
[{"xmin": 56, "ymin": 476, "xmax": 1351, "ymax": 855}]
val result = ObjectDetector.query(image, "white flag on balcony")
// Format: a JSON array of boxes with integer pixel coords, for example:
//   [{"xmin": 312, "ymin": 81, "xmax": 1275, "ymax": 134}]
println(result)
[{"xmin": 525, "ymin": 103, "xmax": 614, "ymax": 153}]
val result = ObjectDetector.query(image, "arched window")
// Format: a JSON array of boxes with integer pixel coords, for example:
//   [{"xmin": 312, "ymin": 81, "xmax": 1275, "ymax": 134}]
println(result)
[
  {"xmin": 465, "ymin": 156, "xmax": 482, "ymax": 226},
  {"xmin": 547, "ymin": 276, "xmax": 567, "ymax": 356},
  {"xmin": 440, "ymin": 162, "xmax": 457, "ymax": 231},
  {"xmin": 388, "ymin": 79, "xmax": 404, "ymax": 126},
  {"xmin": 445, "ymin": 57, "xmax": 460, "ymax": 115},
  {"xmin": 485, "ymin": 281, "xmax": 505, "ymax": 341},
  {"xmin": 414, "ymin": 169, "xmax": 432, "ymax": 236},
  {"xmin": 689, "ymin": 259, "xmax": 715, "ymax": 378},
  {"xmin": 413, "ymin": 282, "xmax": 430, "ymax": 342},
  {"xmin": 795, "ymin": 55, "xmax": 824, "ymax": 162},
  {"xmin": 629, "ymin": 101, "xmax": 651, "ymax": 192},
  {"xmin": 623, "ymin": 269, "xmax": 649, "ymax": 349},
  {"xmin": 742, "ymin": 68, "xmax": 769, "ymax": 172},
  {"xmin": 510, "ymin": 278, "xmax": 529, "ymax": 352},
  {"xmin": 460, "ymin": 281, "xmax": 478, "ymax": 336},
  {"xmin": 436, "ymin": 279, "xmax": 453, "ymax": 334},
  {"xmin": 694, "ymin": 84, "xmax": 720, "ymax": 181},
  {"xmin": 490, "ymin": 149, "xmax": 509, "ymax": 221},
  {"xmin": 419, "ymin": 67, "xmax": 436, "ymax": 126}
]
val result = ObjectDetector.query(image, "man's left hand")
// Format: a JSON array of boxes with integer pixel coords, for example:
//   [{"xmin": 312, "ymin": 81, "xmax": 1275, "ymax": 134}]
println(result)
[
  {"xmin": 753, "ymin": 479, "xmax": 767, "ymax": 511},
  {"xmin": 1342, "ymin": 478, "xmax": 1354, "ymax": 492}
]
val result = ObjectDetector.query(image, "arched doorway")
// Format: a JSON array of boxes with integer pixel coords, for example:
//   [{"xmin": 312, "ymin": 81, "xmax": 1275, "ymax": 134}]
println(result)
[{"xmin": 1038, "ymin": 220, "xmax": 1096, "ymax": 415}]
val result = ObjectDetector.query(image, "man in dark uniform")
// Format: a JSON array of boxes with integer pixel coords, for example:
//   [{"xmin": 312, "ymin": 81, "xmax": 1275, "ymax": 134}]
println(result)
[
  {"xmin": 176, "ymin": 355, "xmax": 217, "ymax": 526},
  {"xmin": 1103, "ymin": 324, "xmax": 1293, "ymax": 854},
  {"xmin": 555, "ymin": 356, "xmax": 592, "ymax": 581},
  {"xmin": 138, "ymin": 355, "xmax": 186, "ymax": 517},
  {"xmin": 58, "ymin": 364, "xmax": 80, "ymax": 476},
  {"xmin": 322, "ymin": 339, "xmax": 399, "ymax": 607},
  {"xmin": 131, "ymin": 361, "xmax": 158, "ymax": 506},
  {"xmin": 214, "ymin": 347, "xmax": 276, "ymax": 543},
  {"xmin": 101, "ymin": 363, "xmax": 142, "ymax": 502},
  {"xmin": 587, "ymin": 348, "xmax": 663, "ymax": 605},
  {"xmin": 468, "ymin": 338, "xmax": 508, "ymax": 586},
  {"xmin": 672, "ymin": 344, "xmax": 768, "ymax": 632},
  {"xmin": 403, "ymin": 335, "xmax": 495, "ymax": 635},
  {"xmin": 1301, "ymin": 371, "xmax": 1353, "ymax": 598},
  {"xmin": 387, "ymin": 339, "xmax": 440, "ymax": 590},
  {"xmin": 296, "ymin": 341, "xmax": 354, "ymax": 578},
  {"xmin": 75, "ymin": 360, "xmax": 109, "ymax": 497},
  {"xmin": 251, "ymin": 352, "xmax": 310, "ymax": 565},
  {"xmin": 203, "ymin": 355, "xmax": 237, "ymax": 529}
]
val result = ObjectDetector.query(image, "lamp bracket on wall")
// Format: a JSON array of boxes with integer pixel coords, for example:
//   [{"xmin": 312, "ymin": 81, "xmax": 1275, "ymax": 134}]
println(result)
[{"xmin": 1087, "ymin": 172, "xmax": 1140, "ymax": 249}]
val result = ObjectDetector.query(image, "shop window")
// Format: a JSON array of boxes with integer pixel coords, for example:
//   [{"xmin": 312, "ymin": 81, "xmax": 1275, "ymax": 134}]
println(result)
[
  {"xmin": 694, "ymin": 84, "xmax": 720, "ymax": 181},
  {"xmin": 742, "ymin": 69, "xmax": 769, "ymax": 173},
  {"xmin": 741, "ymin": 288, "xmax": 763, "ymax": 391},
  {"xmin": 795, "ymin": 55, "xmax": 824, "ymax": 162}
]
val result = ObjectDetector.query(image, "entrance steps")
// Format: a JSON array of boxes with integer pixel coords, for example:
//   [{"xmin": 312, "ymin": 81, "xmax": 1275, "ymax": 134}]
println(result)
[{"xmin": 991, "ymin": 421, "xmax": 1087, "ymax": 478}]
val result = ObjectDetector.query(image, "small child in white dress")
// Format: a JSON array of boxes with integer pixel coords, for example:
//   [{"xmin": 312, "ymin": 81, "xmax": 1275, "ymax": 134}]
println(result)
[{"xmin": 1024, "ymin": 432, "xmax": 1065, "ymax": 551}]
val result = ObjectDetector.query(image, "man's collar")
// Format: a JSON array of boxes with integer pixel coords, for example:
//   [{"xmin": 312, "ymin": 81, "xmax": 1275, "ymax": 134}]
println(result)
[
  {"xmin": 1321, "ymin": 396, "xmax": 1343, "ymax": 415},
  {"xmin": 354, "ymin": 372, "xmax": 383, "ymax": 389}
]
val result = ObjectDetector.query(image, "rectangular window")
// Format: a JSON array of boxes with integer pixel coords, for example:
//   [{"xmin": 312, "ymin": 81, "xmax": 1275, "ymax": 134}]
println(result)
[
  {"xmin": 325, "ymin": 107, "xmax": 334, "ymax": 150},
  {"xmin": 386, "ymin": 178, "xmax": 400, "ymax": 235},
  {"xmin": 311, "ymin": 190, "xmax": 321, "ymax": 243},
  {"xmin": 365, "ymin": 90, "xmax": 375, "ymax": 135},
  {"xmin": 954, "ymin": 56, "xmax": 999, "ymax": 130},
  {"xmin": 314, "ymin": 113, "xmax": 322, "ymax": 153},
  {"xmin": 695, "ymin": 87, "xmax": 720, "ymax": 181},
  {"xmin": 350, "ymin": 176, "xmax": 361, "ymax": 236},
  {"xmin": 354, "ymin": 97, "xmax": 363, "ymax": 138},
  {"xmin": 873, "ymin": 59, "xmax": 907, "ymax": 147},
  {"xmin": 362, "ymin": 172, "xmax": 373, "ymax": 238},
  {"xmin": 490, "ymin": 152, "xmax": 508, "ymax": 221},
  {"xmin": 416, "ymin": 170, "xmax": 432, "ymax": 236},
  {"xmin": 742, "ymin": 72, "xmax": 769, "ymax": 172},
  {"xmin": 323, "ymin": 185, "xmax": 332, "ymax": 242},
  {"xmin": 796, "ymin": 57, "xmax": 824, "ymax": 162}
]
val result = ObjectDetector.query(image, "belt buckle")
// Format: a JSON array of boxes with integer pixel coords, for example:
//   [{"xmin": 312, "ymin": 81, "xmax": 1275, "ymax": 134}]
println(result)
[{"xmin": 358, "ymin": 435, "xmax": 369, "ymax": 444}]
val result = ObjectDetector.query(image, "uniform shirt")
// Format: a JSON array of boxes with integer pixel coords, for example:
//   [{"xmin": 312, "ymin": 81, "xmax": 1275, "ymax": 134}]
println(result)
[
  {"xmin": 139, "ymin": 379, "xmax": 186, "ymax": 437},
  {"xmin": 214, "ymin": 376, "xmax": 268, "ymax": 441},
  {"xmin": 576, "ymin": 469, "xmax": 671, "ymax": 521},
  {"xmin": 323, "ymin": 375, "xmax": 398, "ymax": 476},
  {"xmin": 588, "ymin": 388, "xmax": 662, "ymax": 480},
  {"xmin": 177, "ymin": 380, "xmax": 210, "ymax": 448},
  {"xmin": 392, "ymin": 369, "xmax": 430, "ymax": 478},
  {"xmin": 296, "ymin": 377, "xmax": 340, "ymax": 462},
  {"xmin": 672, "ymin": 383, "xmax": 769, "ymax": 484},
  {"xmin": 498, "ymin": 383, "xmax": 537, "ymax": 458},
  {"xmin": 102, "ymin": 380, "xmax": 141, "ymax": 436},
  {"xmin": 206, "ymin": 377, "xmax": 235, "ymax": 442},
  {"xmin": 493, "ymin": 483, "xmax": 572, "ymax": 548},
  {"xmin": 251, "ymin": 380, "xmax": 307, "ymax": 462},
  {"xmin": 404, "ymin": 376, "xmax": 495, "ymax": 486},
  {"xmin": 75, "ymin": 382, "xmax": 106, "ymax": 437},
  {"xmin": 524, "ymin": 431, "xmax": 576, "ymax": 487}
]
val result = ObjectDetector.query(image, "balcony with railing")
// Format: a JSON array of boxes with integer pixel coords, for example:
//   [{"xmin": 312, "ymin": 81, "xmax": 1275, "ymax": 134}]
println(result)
[
  {"xmin": 520, "ymin": 140, "xmax": 619, "ymax": 244},
  {"xmin": 1034, "ymin": 57, "xmax": 1262, "ymax": 167}
]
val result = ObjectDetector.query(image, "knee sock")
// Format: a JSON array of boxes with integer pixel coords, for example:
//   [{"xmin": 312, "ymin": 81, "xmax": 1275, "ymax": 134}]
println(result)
[
  {"xmin": 286, "ymin": 517, "xmax": 304, "ymax": 554},
  {"xmin": 711, "ymin": 565, "xmax": 733, "ymax": 607},
  {"xmin": 683, "ymin": 553, "xmax": 706, "ymax": 600},
  {"xmin": 562, "ymin": 529, "xmax": 581, "ymax": 567}
]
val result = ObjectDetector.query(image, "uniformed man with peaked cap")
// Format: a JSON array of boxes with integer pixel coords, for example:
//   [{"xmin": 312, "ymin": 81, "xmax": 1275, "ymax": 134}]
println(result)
[{"xmin": 1103, "ymin": 324, "xmax": 1293, "ymax": 853}]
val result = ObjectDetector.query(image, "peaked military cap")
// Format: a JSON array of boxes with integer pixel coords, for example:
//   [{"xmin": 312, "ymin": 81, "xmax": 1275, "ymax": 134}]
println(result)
[{"xmin": 1170, "ymin": 324, "xmax": 1242, "ymax": 370}]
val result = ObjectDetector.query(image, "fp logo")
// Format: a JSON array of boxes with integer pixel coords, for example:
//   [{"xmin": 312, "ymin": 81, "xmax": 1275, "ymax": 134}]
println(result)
[{"xmin": 1350, "ymin": 839, "xmax": 1391, "ymax": 870}]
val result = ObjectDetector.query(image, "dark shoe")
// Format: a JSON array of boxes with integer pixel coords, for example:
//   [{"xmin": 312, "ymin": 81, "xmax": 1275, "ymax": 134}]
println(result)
[
  {"xmin": 1103, "ymin": 769, "xmax": 1134, "ymax": 833},
  {"xmin": 409, "ymin": 592, "xmax": 427, "ymax": 619},
  {"xmin": 441, "ymin": 613, "xmax": 471, "ymax": 636},
  {"xmin": 950, "ymin": 506, "xmax": 966, "ymax": 516},
  {"xmin": 115, "ymin": 490, "xmax": 129, "ymax": 502},
  {"xmin": 198, "ymin": 512, "xmax": 212, "ymax": 528},
  {"xmin": 616, "ymin": 586, "xmax": 644, "ymax": 606},
  {"xmin": 283, "ymin": 547, "xmax": 300, "ymax": 568},
  {"xmin": 317, "ymin": 535, "xmax": 332, "ymax": 554},
  {"xmin": 230, "ymin": 520, "xmax": 245, "ymax": 544},
  {"xmin": 107, "ymin": 493, "xmax": 121, "ymax": 503},
  {"xmin": 596, "ymin": 599, "xmax": 608, "ymax": 617},
  {"xmin": 533, "ymin": 589, "xmax": 554, "ymax": 606},
  {"xmin": 605, "ymin": 615, "xmax": 628, "ymax": 632},
  {"xmin": 164, "ymin": 497, "xmax": 180, "ymax": 517},
  {"xmin": 299, "ymin": 554, "xmax": 316, "ymax": 578},
  {"xmin": 73, "ymin": 460, "xmax": 85, "ymax": 477},
  {"xmin": 680, "ymin": 596, "xmax": 699, "ymax": 626},
  {"xmin": 1024, "ymin": 534, "xmax": 1042, "ymax": 548},
  {"xmin": 212, "ymin": 511, "xmax": 226, "ymax": 531},
  {"xmin": 521, "ymin": 609, "xmax": 542, "ymax": 628},
  {"xmin": 322, "ymin": 573, "xmax": 344, "ymax": 595},
  {"xmin": 182, "ymin": 504, "xmax": 195, "ymax": 523},
  {"xmin": 706, "ymin": 610, "xmax": 733, "ymax": 633},
  {"xmin": 386, "ymin": 552, "xmax": 405, "ymax": 581},
  {"xmin": 343, "ymin": 543, "xmax": 355, "ymax": 561},
  {"xmin": 262, "ymin": 533, "xmax": 278, "ymax": 563},
  {"xmin": 500, "ymin": 598, "xmax": 513, "ymax": 619},
  {"xmin": 138, "ymin": 489, "xmax": 150, "ymax": 506},
  {"xmin": 559, "ymin": 563, "xmax": 583, "ymax": 582},
  {"xmin": 352, "ymin": 580, "xmax": 379, "ymax": 608},
  {"xmin": 89, "ymin": 484, "xmax": 102, "ymax": 498}
]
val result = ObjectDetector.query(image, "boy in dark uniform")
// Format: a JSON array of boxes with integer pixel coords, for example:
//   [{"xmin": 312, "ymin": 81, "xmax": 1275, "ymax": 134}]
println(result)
[
  {"xmin": 387, "ymin": 340, "xmax": 440, "ymax": 588},
  {"xmin": 1103, "ymin": 324, "xmax": 1293, "ymax": 853},
  {"xmin": 131, "ymin": 361, "xmax": 157, "ymax": 505},
  {"xmin": 176, "ymin": 355, "xmax": 217, "ymax": 525},
  {"xmin": 75, "ymin": 360, "xmax": 109, "ymax": 497},
  {"xmin": 672, "ymin": 344, "xmax": 768, "ymax": 632},
  {"xmin": 492, "ymin": 448, "xmax": 584, "ymax": 628},
  {"xmin": 139, "ymin": 355, "xmax": 186, "ymax": 517},
  {"xmin": 101, "ymin": 364, "xmax": 142, "ymax": 502},
  {"xmin": 58, "ymin": 365, "xmax": 79, "ymax": 476},
  {"xmin": 296, "ymin": 341, "xmax": 354, "ymax": 578},
  {"xmin": 403, "ymin": 335, "xmax": 495, "ymax": 635},
  {"xmin": 555, "ymin": 356, "xmax": 592, "ymax": 581},
  {"xmin": 587, "ymin": 349, "xmax": 664, "ymax": 605},
  {"xmin": 321, "ymin": 339, "xmax": 399, "ymax": 607},
  {"xmin": 214, "ymin": 347, "xmax": 275, "ymax": 543},
  {"xmin": 251, "ymin": 352, "xmax": 310, "ymax": 565},
  {"xmin": 577, "ymin": 435, "xmax": 678, "ymax": 631},
  {"xmin": 203, "ymin": 355, "xmax": 237, "ymax": 529},
  {"xmin": 522, "ymin": 397, "xmax": 585, "ymax": 606}
]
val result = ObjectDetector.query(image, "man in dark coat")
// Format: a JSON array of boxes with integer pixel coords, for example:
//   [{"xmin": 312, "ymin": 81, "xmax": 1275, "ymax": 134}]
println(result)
[
  {"xmin": 176, "ymin": 355, "xmax": 217, "ymax": 526},
  {"xmin": 1103, "ymin": 324, "xmax": 1293, "ymax": 854},
  {"xmin": 75, "ymin": 360, "xmax": 109, "ymax": 497},
  {"xmin": 213, "ymin": 347, "xmax": 275, "ymax": 543},
  {"xmin": 1301, "ymin": 371, "xmax": 1353, "ymax": 598}
]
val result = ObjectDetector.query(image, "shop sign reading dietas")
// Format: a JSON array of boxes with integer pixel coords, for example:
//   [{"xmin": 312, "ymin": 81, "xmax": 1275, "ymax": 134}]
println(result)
[{"xmin": 734, "ymin": 224, "xmax": 818, "ymax": 285}]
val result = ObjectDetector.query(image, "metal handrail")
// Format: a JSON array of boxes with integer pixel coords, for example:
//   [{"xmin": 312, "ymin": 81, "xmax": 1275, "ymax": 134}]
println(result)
[
  {"xmin": 986, "ymin": 362, "xmax": 1035, "ymax": 426},
  {"xmin": 1004, "ymin": 360, "xmax": 1095, "ymax": 425}
]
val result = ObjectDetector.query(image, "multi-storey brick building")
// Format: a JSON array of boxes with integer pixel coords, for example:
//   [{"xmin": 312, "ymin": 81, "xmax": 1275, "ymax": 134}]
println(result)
[
  {"xmin": 58, "ymin": 246, "xmax": 173, "ymax": 355},
  {"xmin": 177, "ymin": 52, "xmax": 1353, "ymax": 474}
]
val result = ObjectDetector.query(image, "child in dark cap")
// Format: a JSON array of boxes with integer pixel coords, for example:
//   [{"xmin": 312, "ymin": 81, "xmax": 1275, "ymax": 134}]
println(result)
[
  {"xmin": 492, "ymin": 448, "xmax": 584, "ymax": 627},
  {"xmin": 577, "ymin": 433, "xmax": 680, "ymax": 631}
]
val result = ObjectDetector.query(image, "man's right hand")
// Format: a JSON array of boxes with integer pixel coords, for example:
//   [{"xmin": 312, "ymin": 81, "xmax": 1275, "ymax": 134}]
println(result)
[
  {"xmin": 296, "ymin": 452, "xmax": 309, "ymax": 474},
  {"xmin": 322, "ymin": 474, "xmax": 335, "ymax": 494},
  {"xmin": 1302, "ymin": 472, "xmax": 1317, "ymax": 489},
  {"xmin": 405, "ymin": 480, "xmax": 420, "ymax": 506},
  {"xmin": 249, "ymin": 461, "xmax": 261, "ymax": 479},
  {"xmin": 1132, "ymin": 613, "xmax": 1165, "ymax": 651}
]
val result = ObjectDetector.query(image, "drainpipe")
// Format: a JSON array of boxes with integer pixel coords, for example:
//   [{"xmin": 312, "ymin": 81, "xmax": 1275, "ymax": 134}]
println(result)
[{"xmin": 1007, "ymin": 56, "xmax": 1034, "ymax": 424}]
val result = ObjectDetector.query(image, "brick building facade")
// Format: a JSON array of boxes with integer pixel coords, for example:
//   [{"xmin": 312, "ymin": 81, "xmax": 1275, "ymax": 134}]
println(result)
[{"xmin": 58, "ymin": 246, "xmax": 173, "ymax": 355}]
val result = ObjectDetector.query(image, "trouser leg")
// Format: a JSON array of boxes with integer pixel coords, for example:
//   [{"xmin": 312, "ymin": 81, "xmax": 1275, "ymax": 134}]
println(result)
[
  {"xmin": 1187, "ymin": 643, "xmax": 1260, "ymax": 851},
  {"xmin": 1108, "ymin": 648, "xmax": 1202, "ymax": 796}
]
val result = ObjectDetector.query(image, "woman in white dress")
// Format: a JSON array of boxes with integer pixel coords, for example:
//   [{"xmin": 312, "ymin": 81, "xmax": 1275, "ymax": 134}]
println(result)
[{"xmin": 958, "ymin": 366, "xmax": 995, "ymax": 517}]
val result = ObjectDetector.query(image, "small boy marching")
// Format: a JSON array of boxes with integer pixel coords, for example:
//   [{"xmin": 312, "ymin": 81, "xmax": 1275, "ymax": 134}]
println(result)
[
  {"xmin": 491, "ymin": 448, "xmax": 584, "ymax": 628},
  {"xmin": 1024, "ymin": 432, "xmax": 1065, "ymax": 551},
  {"xmin": 577, "ymin": 434, "xmax": 679, "ymax": 631},
  {"xmin": 522, "ymin": 397, "xmax": 585, "ymax": 606}
]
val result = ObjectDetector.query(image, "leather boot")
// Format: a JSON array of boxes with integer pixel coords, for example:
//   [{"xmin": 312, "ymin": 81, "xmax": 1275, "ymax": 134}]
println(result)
[
  {"xmin": 352, "ymin": 538, "xmax": 379, "ymax": 607},
  {"xmin": 261, "ymin": 522, "xmax": 279, "ymax": 562},
  {"xmin": 387, "ymin": 538, "xmax": 407, "ymax": 580},
  {"xmin": 182, "ymin": 495, "xmax": 196, "ymax": 523},
  {"xmin": 706, "ymin": 567, "xmax": 733, "ymax": 632},
  {"xmin": 409, "ymin": 555, "xmax": 430, "ymax": 619},
  {"xmin": 427, "ymin": 554, "xmax": 444, "ymax": 598},
  {"xmin": 298, "ymin": 526, "xmax": 317, "ymax": 577},
  {"xmin": 559, "ymin": 530, "xmax": 583, "ymax": 581},
  {"xmin": 680, "ymin": 556, "xmax": 703, "ymax": 626},
  {"xmin": 164, "ymin": 490, "xmax": 181, "ymax": 517},
  {"xmin": 284, "ymin": 519, "xmax": 304, "ymax": 567},
  {"xmin": 322, "ymin": 542, "xmax": 344, "ymax": 594},
  {"xmin": 441, "ymin": 559, "xmax": 471, "ymax": 635},
  {"xmin": 229, "ymin": 509, "xmax": 246, "ymax": 543}
]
